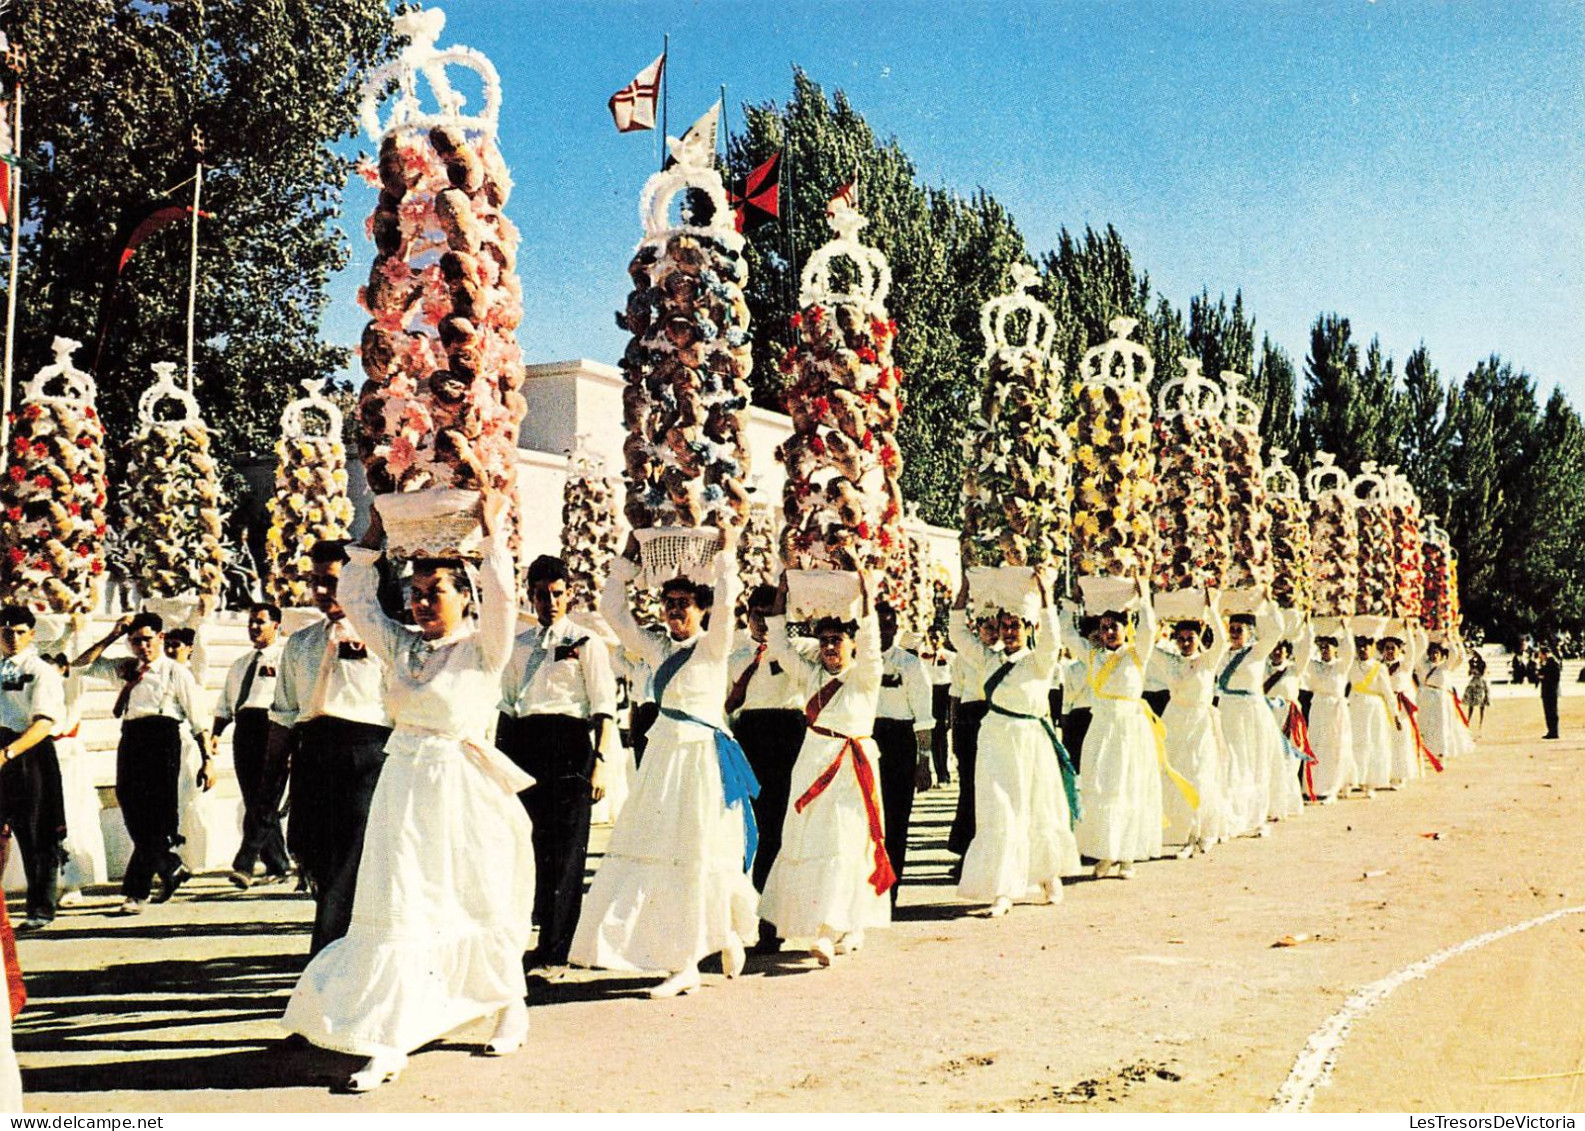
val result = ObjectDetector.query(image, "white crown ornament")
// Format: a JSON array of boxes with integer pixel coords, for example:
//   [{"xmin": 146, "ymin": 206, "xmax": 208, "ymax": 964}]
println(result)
[
  {"xmin": 1079, "ymin": 316, "xmax": 1153, "ymax": 390},
  {"xmin": 980, "ymin": 264, "xmax": 1057, "ymax": 369},
  {"xmin": 360, "ymin": 7, "xmax": 502, "ymax": 143},
  {"xmin": 636, "ymin": 130, "xmax": 742, "ymax": 253},
  {"xmin": 1304, "ymin": 450, "xmax": 1350, "ymax": 500},
  {"xmin": 798, "ymin": 203, "xmax": 891, "ymax": 316},
  {"xmin": 279, "ymin": 378, "xmax": 344, "ymax": 442},
  {"xmin": 1155, "ymin": 357, "xmax": 1225, "ymax": 421},
  {"xmin": 1352, "ymin": 460, "xmax": 1387, "ymax": 504},
  {"xmin": 137, "ymin": 361, "xmax": 204, "ymax": 429},
  {"xmin": 1220, "ymin": 370, "xmax": 1261, "ymax": 432},
  {"xmin": 1264, "ymin": 447, "xmax": 1301, "ymax": 499},
  {"xmin": 22, "ymin": 337, "xmax": 99, "ymax": 407}
]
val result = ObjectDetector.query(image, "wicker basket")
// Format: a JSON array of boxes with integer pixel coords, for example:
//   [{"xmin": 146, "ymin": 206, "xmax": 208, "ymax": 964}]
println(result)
[
  {"xmin": 1154, "ymin": 588, "xmax": 1207, "ymax": 622},
  {"xmin": 1219, "ymin": 586, "xmax": 1266, "ymax": 615},
  {"xmin": 375, "ymin": 488, "xmax": 484, "ymax": 561},
  {"xmin": 786, "ymin": 569, "xmax": 862, "ymax": 623},
  {"xmin": 1351, "ymin": 614, "xmax": 1389, "ymax": 639},
  {"xmin": 966, "ymin": 566, "xmax": 1038, "ymax": 620},
  {"xmin": 1077, "ymin": 575, "xmax": 1139, "ymax": 616},
  {"xmin": 634, "ymin": 526, "xmax": 722, "ymax": 588}
]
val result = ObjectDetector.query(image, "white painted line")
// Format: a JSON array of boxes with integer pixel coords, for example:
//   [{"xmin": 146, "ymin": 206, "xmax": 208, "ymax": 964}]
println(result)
[{"xmin": 1271, "ymin": 904, "xmax": 1585, "ymax": 1112}]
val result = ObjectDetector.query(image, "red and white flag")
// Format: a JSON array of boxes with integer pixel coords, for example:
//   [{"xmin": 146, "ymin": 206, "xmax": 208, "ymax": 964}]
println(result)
[
  {"xmin": 609, "ymin": 52, "xmax": 665, "ymax": 133},
  {"xmin": 0, "ymin": 101, "xmax": 12, "ymax": 227}
]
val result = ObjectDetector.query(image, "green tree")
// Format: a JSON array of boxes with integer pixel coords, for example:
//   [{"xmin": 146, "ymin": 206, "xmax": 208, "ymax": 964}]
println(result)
[
  {"xmin": 1513, "ymin": 389, "xmax": 1585, "ymax": 632},
  {"xmin": 1395, "ymin": 344, "xmax": 1458, "ymax": 522},
  {"xmin": 7, "ymin": 0, "xmax": 395, "ymax": 487},
  {"xmin": 1038, "ymin": 224, "xmax": 1154, "ymax": 389},
  {"xmin": 1253, "ymin": 335, "xmax": 1300, "ymax": 456},
  {"xmin": 726, "ymin": 69, "xmax": 1028, "ymax": 525},
  {"xmin": 1298, "ymin": 313, "xmax": 1369, "ymax": 467}
]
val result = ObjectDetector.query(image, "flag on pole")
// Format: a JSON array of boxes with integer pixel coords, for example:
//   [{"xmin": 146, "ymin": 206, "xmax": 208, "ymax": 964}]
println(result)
[
  {"xmin": 662, "ymin": 99, "xmax": 720, "ymax": 170},
  {"xmin": 113, "ymin": 203, "xmax": 211, "ymax": 275},
  {"xmin": 826, "ymin": 167, "xmax": 858, "ymax": 218},
  {"xmin": 0, "ymin": 101, "xmax": 12, "ymax": 227},
  {"xmin": 609, "ymin": 52, "xmax": 665, "ymax": 133},
  {"xmin": 728, "ymin": 149, "xmax": 781, "ymax": 233}
]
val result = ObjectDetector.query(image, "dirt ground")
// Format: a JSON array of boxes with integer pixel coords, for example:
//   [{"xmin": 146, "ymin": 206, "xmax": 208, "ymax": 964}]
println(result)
[{"xmin": 10, "ymin": 695, "xmax": 1583, "ymax": 1113}]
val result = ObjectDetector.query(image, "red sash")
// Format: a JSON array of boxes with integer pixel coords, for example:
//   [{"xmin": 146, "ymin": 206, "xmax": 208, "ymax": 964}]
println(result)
[
  {"xmin": 1397, "ymin": 692, "xmax": 1443, "ymax": 773},
  {"xmin": 1451, "ymin": 689, "xmax": 1471, "ymax": 728},
  {"xmin": 0, "ymin": 839, "xmax": 24, "ymax": 1018},
  {"xmin": 794, "ymin": 677, "xmax": 896, "ymax": 895},
  {"xmin": 724, "ymin": 644, "xmax": 765, "ymax": 715},
  {"xmin": 1284, "ymin": 702, "xmax": 1318, "ymax": 802}
]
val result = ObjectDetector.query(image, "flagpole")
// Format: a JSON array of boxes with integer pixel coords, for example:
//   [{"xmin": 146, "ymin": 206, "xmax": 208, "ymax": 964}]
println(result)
[
  {"xmin": 660, "ymin": 33, "xmax": 669, "ymax": 171},
  {"xmin": 184, "ymin": 129, "xmax": 204, "ymax": 395},
  {"xmin": 1, "ymin": 81, "xmax": 22, "ymax": 476}
]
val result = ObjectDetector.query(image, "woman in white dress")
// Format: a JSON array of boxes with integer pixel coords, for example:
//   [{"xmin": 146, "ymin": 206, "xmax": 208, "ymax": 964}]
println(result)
[
  {"xmin": 1417, "ymin": 638, "xmax": 1472, "ymax": 763},
  {"xmin": 571, "ymin": 530, "xmax": 759, "ymax": 998},
  {"xmin": 1214, "ymin": 605, "xmax": 1287, "ymax": 836},
  {"xmin": 1065, "ymin": 579, "xmax": 1164, "ymax": 878},
  {"xmin": 759, "ymin": 574, "xmax": 892, "ymax": 962},
  {"xmin": 1148, "ymin": 591, "xmax": 1228, "ymax": 857},
  {"xmin": 1349, "ymin": 632, "xmax": 1396, "ymax": 790},
  {"xmin": 949, "ymin": 574, "xmax": 1078, "ymax": 914},
  {"xmin": 1263, "ymin": 627, "xmax": 1310, "ymax": 817},
  {"xmin": 283, "ymin": 489, "xmax": 535, "ymax": 1092},
  {"xmin": 1302, "ymin": 628, "xmax": 1358, "ymax": 802},
  {"xmin": 1382, "ymin": 625, "xmax": 1431, "ymax": 784}
]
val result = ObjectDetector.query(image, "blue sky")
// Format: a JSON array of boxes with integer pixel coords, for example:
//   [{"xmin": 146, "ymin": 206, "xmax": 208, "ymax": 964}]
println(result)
[{"xmin": 325, "ymin": 0, "xmax": 1585, "ymax": 410}]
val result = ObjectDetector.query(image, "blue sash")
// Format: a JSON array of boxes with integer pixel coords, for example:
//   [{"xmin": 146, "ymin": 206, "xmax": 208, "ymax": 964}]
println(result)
[
  {"xmin": 1216, "ymin": 646, "xmax": 1255, "ymax": 698},
  {"xmin": 651, "ymin": 641, "xmax": 760, "ymax": 872},
  {"xmin": 983, "ymin": 660, "xmax": 1081, "ymax": 826}
]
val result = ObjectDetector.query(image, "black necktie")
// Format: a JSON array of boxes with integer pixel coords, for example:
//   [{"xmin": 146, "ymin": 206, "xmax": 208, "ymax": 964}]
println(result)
[{"xmin": 236, "ymin": 651, "xmax": 262, "ymax": 710}]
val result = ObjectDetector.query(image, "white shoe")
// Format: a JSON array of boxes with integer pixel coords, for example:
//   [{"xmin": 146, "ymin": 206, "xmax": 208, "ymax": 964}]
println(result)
[
  {"xmin": 1176, "ymin": 842, "xmax": 1197, "ymax": 860},
  {"xmin": 810, "ymin": 937, "xmax": 835, "ymax": 967},
  {"xmin": 58, "ymin": 889, "xmax": 84, "ymax": 908},
  {"xmin": 1117, "ymin": 861, "xmax": 1136, "ymax": 880},
  {"xmin": 834, "ymin": 929, "xmax": 865, "ymax": 955},
  {"xmin": 1092, "ymin": 859, "xmax": 1113, "ymax": 880},
  {"xmin": 483, "ymin": 1001, "xmax": 529, "ymax": 1056},
  {"xmin": 120, "ymin": 898, "xmax": 145, "ymax": 915},
  {"xmin": 1256, "ymin": 824, "xmax": 1272, "ymax": 838},
  {"xmin": 649, "ymin": 966, "xmax": 701, "ymax": 999},
  {"xmin": 722, "ymin": 933, "xmax": 746, "ymax": 978},
  {"xmin": 347, "ymin": 1052, "xmax": 407, "ymax": 1093},
  {"xmin": 1039, "ymin": 880, "xmax": 1063, "ymax": 905},
  {"xmin": 987, "ymin": 896, "xmax": 1012, "ymax": 917}
]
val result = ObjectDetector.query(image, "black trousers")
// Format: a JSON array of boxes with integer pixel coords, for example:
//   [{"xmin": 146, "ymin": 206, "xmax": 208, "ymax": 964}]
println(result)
[
  {"xmin": 116, "ymin": 716, "xmax": 185, "ymax": 901},
  {"xmin": 497, "ymin": 713, "xmax": 596, "ymax": 966},
  {"xmin": 230, "ymin": 709, "xmax": 290, "ymax": 876},
  {"xmin": 0, "ymin": 729, "xmax": 65, "ymax": 921},
  {"xmin": 630, "ymin": 702, "xmax": 660, "ymax": 768},
  {"xmin": 1062, "ymin": 708, "xmax": 1092, "ymax": 775},
  {"xmin": 875, "ymin": 718, "xmax": 919, "ymax": 902},
  {"xmin": 1542, "ymin": 691, "xmax": 1560, "ymax": 737},
  {"xmin": 930, "ymin": 685, "xmax": 951, "ymax": 783},
  {"xmin": 948, "ymin": 700, "xmax": 988, "ymax": 856},
  {"xmin": 731, "ymin": 709, "xmax": 805, "ymax": 892},
  {"xmin": 292, "ymin": 717, "xmax": 391, "ymax": 955}
]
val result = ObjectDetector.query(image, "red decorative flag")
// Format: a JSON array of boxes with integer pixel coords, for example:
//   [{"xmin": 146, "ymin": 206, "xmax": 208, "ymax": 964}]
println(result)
[
  {"xmin": 113, "ymin": 203, "xmax": 212, "ymax": 274},
  {"xmin": 609, "ymin": 52, "xmax": 665, "ymax": 133},
  {"xmin": 0, "ymin": 100, "xmax": 12, "ymax": 227},
  {"xmin": 728, "ymin": 149, "xmax": 781, "ymax": 233},
  {"xmin": 826, "ymin": 168, "xmax": 858, "ymax": 218}
]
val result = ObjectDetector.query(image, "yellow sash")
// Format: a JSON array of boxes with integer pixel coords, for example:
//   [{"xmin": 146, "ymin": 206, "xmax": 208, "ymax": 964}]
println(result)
[
  {"xmin": 1352, "ymin": 662, "xmax": 1399, "ymax": 724},
  {"xmin": 1089, "ymin": 647, "xmax": 1200, "ymax": 813}
]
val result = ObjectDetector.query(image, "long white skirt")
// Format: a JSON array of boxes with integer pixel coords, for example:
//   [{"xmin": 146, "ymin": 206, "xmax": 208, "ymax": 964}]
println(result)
[
  {"xmin": 1418, "ymin": 686, "xmax": 1472, "ymax": 762},
  {"xmin": 1161, "ymin": 702, "xmax": 1228, "ymax": 846},
  {"xmin": 282, "ymin": 733, "xmax": 534, "ymax": 1058},
  {"xmin": 958, "ymin": 714, "xmax": 1079, "ymax": 902},
  {"xmin": 761, "ymin": 733, "xmax": 892, "ymax": 938},
  {"xmin": 1219, "ymin": 695, "xmax": 1278, "ymax": 835},
  {"xmin": 56, "ymin": 736, "xmax": 107, "ymax": 890},
  {"xmin": 1267, "ymin": 699, "xmax": 1307, "ymax": 819},
  {"xmin": 1308, "ymin": 695, "xmax": 1357, "ymax": 799},
  {"xmin": 1352, "ymin": 695, "xmax": 1395, "ymax": 788},
  {"xmin": 1075, "ymin": 699, "xmax": 1162, "ymax": 864},
  {"xmin": 572, "ymin": 716, "xmax": 758, "ymax": 972},
  {"xmin": 1391, "ymin": 695, "xmax": 1422, "ymax": 783}
]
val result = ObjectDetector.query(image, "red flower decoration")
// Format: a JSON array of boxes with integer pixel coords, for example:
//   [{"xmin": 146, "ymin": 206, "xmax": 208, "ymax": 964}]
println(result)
[
  {"xmin": 789, "ymin": 312, "xmax": 804, "ymax": 330},
  {"xmin": 89, "ymin": 560, "xmax": 104, "ymax": 575},
  {"xmin": 4, "ymin": 507, "xmax": 18, "ymax": 522},
  {"xmin": 32, "ymin": 474, "xmax": 51, "ymax": 489},
  {"xmin": 807, "ymin": 305, "xmax": 826, "ymax": 323},
  {"xmin": 5, "ymin": 548, "xmax": 23, "ymax": 565},
  {"xmin": 856, "ymin": 346, "xmax": 877, "ymax": 364},
  {"xmin": 76, "ymin": 543, "xmax": 92, "ymax": 557}
]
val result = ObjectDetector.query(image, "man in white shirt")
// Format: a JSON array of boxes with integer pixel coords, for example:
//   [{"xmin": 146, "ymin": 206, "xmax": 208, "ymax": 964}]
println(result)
[
  {"xmin": 215, "ymin": 603, "xmax": 289, "ymax": 888},
  {"xmin": 75, "ymin": 611, "xmax": 213, "ymax": 914},
  {"xmin": 921, "ymin": 626, "xmax": 954, "ymax": 786},
  {"xmin": 725, "ymin": 583, "xmax": 807, "ymax": 947},
  {"xmin": 0, "ymin": 606, "xmax": 69, "ymax": 929},
  {"xmin": 874, "ymin": 602, "xmax": 934, "ymax": 904},
  {"xmin": 266, "ymin": 540, "xmax": 393, "ymax": 954},
  {"xmin": 497, "ymin": 555, "xmax": 616, "ymax": 969}
]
